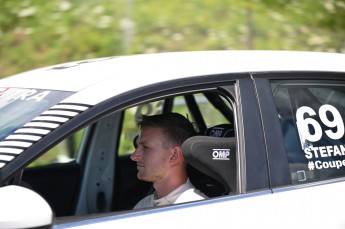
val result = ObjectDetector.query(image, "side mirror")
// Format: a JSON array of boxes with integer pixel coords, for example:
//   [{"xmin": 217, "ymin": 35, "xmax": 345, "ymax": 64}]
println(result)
[{"xmin": 0, "ymin": 185, "xmax": 53, "ymax": 229}]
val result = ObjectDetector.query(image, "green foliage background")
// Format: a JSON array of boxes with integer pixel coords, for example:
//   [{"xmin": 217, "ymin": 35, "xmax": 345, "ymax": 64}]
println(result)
[{"xmin": 1, "ymin": 0, "xmax": 345, "ymax": 78}]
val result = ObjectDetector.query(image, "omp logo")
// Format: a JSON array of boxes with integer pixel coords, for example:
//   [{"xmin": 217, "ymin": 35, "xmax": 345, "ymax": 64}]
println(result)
[
  {"xmin": 212, "ymin": 149, "xmax": 230, "ymax": 160},
  {"xmin": 209, "ymin": 128, "xmax": 225, "ymax": 137}
]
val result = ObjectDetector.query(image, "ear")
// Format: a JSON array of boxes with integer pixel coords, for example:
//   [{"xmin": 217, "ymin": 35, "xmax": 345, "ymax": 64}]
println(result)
[{"xmin": 169, "ymin": 146, "xmax": 183, "ymax": 165}]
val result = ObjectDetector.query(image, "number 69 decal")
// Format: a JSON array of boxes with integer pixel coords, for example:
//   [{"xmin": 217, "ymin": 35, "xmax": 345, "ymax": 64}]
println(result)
[{"xmin": 296, "ymin": 104, "xmax": 345, "ymax": 148}]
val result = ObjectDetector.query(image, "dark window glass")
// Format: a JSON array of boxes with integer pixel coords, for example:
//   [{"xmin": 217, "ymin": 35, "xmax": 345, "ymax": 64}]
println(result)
[{"xmin": 271, "ymin": 81, "xmax": 345, "ymax": 184}]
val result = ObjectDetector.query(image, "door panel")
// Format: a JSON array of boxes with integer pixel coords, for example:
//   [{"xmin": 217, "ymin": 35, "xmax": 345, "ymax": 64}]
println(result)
[{"xmin": 22, "ymin": 161, "xmax": 81, "ymax": 217}]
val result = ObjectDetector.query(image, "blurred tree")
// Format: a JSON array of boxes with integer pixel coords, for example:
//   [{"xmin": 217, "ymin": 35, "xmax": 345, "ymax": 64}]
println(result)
[
  {"xmin": 1, "ymin": 0, "xmax": 345, "ymax": 79},
  {"xmin": 260, "ymin": 0, "xmax": 345, "ymax": 52}
]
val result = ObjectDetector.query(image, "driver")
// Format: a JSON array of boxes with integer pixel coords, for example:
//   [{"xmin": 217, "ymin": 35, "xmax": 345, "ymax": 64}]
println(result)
[{"xmin": 131, "ymin": 113, "xmax": 207, "ymax": 209}]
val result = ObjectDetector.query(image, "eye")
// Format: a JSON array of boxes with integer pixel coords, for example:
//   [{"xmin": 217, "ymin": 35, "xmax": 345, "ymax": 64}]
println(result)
[{"xmin": 136, "ymin": 143, "xmax": 148, "ymax": 151}]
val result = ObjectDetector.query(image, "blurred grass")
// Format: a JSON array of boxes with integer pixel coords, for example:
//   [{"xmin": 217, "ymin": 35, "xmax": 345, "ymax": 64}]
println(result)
[{"xmin": 1, "ymin": 0, "xmax": 345, "ymax": 78}]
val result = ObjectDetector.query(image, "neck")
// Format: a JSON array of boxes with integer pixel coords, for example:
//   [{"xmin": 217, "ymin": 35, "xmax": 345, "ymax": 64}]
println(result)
[{"xmin": 153, "ymin": 174, "xmax": 188, "ymax": 199}]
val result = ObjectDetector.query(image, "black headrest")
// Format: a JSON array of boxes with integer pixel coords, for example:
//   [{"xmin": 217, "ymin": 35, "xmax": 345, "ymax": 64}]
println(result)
[
  {"xmin": 182, "ymin": 135, "xmax": 236, "ymax": 192},
  {"xmin": 204, "ymin": 124, "xmax": 234, "ymax": 138}
]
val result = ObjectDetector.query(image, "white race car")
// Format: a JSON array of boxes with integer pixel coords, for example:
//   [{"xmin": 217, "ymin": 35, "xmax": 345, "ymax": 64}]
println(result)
[{"xmin": 1, "ymin": 51, "xmax": 345, "ymax": 228}]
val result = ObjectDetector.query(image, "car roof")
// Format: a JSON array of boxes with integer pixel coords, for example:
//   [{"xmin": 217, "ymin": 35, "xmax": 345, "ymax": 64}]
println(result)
[{"xmin": 1, "ymin": 50, "xmax": 345, "ymax": 105}]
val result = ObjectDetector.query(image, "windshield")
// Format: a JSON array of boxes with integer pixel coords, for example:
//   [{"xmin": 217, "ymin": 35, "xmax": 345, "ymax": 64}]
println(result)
[{"xmin": 0, "ymin": 88, "xmax": 73, "ymax": 141}]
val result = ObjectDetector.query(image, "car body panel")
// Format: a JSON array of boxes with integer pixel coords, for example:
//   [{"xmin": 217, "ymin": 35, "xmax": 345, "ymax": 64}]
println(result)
[
  {"xmin": 2, "ymin": 50, "xmax": 345, "ymax": 101},
  {"xmin": 55, "ymin": 180, "xmax": 345, "ymax": 229}
]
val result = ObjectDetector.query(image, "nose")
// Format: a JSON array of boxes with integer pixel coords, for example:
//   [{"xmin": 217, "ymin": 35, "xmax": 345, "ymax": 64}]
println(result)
[{"xmin": 131, "ymin": 148, "xmax": 141, "ymax": 161}]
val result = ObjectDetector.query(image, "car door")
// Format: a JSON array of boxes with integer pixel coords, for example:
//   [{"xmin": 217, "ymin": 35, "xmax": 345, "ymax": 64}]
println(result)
[
  {"xmin": 52, "ymin": 72, "xmax": 275, "ymax": 227},
  {"xmin": 2, "ymin": 72, "xmax": 272, "ymax": 227},
  {"xmin": 251, "ymin": 72, "xmax": 345, "ymax": 226}
]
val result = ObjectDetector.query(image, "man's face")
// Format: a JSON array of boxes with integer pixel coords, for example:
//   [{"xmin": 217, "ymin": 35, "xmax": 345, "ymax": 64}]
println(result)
[{"xmin": 131, "ymin": 126, "xmax": 172, "ymax": 182}]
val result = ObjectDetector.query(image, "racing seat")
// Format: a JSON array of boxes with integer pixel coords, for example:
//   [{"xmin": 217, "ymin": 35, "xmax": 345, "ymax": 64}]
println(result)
[{"xmin": 182, "ymin": 124, "xmax": 237, "ymax": 197}]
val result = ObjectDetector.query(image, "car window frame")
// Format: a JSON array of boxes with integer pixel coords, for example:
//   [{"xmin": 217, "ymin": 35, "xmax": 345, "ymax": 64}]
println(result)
[
  {"xmin": 55, "ymin": 73, "xmax": 273, "ymax": 224},
  {"xmin": 252, "ymin": 71, "xmax": 345, "ymax": 189},
  {"xmin": 2, "ymin": 72, "xmax": 274, "ymax": 224},
  {"xmin": 235, "ymin": 78, "xmax": 270, "ymax": 192},
  {"xmin": 70, "ymin": 76, "xmax": 245, "ymax": 217},
  {"xmin": 0, "ymin": 73, "xmax": 242, "ymax": 183}
]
